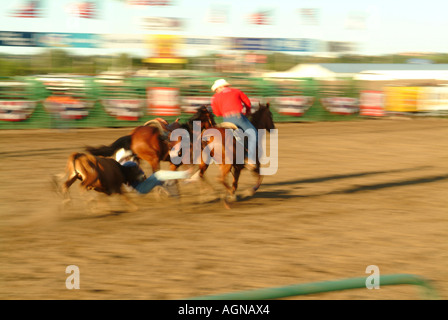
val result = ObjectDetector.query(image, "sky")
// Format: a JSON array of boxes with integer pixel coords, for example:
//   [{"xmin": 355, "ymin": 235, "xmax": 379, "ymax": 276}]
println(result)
[{"xmin": 1, "ymin": 0, "xmax": 448, "ymax": 57}]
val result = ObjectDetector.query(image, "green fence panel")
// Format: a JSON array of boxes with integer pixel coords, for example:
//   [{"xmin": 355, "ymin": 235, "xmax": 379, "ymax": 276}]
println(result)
[
  {"xmin": 3, "ymin": 75, "xmax": 445, "ymax": 130},
  {"xmin": 0, "ymin": 77, "xmax": 51, "ymax": 129}
]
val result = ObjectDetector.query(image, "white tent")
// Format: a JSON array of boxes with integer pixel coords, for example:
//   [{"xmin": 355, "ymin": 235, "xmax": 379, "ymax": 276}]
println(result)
[
  {"xmin": 263, "ymin": 64, "xmax": 337, "ymax": 80},
  {"xmin": 264, "ymin": 63, "xmax": 448, "ymax": 81}
]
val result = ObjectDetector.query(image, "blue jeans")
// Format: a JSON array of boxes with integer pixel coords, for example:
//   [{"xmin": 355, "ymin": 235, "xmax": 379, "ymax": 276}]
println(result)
[
  {"xmin": 224, "ymin": 114, "xmax": 258, "ymax": 164},
  {"xmin": 133, "ymin": 175, "xmax": 163, "ymax": 194}
]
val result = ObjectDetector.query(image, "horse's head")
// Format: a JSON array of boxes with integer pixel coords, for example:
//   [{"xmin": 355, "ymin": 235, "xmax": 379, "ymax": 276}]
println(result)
[
  {"xmin": 188, "ymin": 105, "xmax": 216, "ymax": 130},
  {"xmin": 251, "ymin": 103, "xmax": 275, "ymax": 130}
]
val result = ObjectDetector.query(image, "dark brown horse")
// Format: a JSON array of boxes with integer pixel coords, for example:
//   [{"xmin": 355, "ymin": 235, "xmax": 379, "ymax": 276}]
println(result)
[
  {"xmin": 198, "ymin": 103, "xmax": 276, "ymax": 204},
  {"xmin": 86, "ymin": 106, "xmax": 216, "ymax": 173},
  {"xmin": 57, "ymin": 152, "xmax": 144, "ymax": 211}
]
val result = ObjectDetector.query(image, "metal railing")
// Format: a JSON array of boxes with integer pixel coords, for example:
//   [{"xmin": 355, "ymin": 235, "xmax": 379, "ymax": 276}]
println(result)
[{"xmin": 188, "ymin": 274, "xmax": 439, "ymax": 300}]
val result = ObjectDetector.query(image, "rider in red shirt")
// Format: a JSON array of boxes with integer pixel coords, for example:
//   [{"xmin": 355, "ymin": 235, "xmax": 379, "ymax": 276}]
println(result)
[
  {"xmin": 211, "ymin": 82, "xmax": 252, "ymax": 117},
  {"xmin": 210, "ymin": 79, "xmax": 258, "ymax": 166}
]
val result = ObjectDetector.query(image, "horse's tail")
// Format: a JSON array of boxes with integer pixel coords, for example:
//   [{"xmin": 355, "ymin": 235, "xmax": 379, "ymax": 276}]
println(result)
[
  {"xmin": 65, "ymin": 152, "xmax": 85, "ymax": 177},
  {"xmin": 85, "ymin": 135, "xmax": 132, "ymax": 157},
  {"xmin": 65, "ymin": 152, "xmax": 100, "ymax": 188}
]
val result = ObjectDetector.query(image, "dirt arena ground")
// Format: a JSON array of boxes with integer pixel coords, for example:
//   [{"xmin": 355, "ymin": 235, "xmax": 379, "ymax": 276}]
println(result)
[{"xmin": 1, "ymin": 118, "xmax": 447, "ymax": 300}]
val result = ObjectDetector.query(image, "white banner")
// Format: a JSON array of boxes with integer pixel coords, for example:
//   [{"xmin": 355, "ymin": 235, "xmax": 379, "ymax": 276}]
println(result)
[
  {"xmin": 272, "ymin": 96, "xmax": 314, "ymax": 116},
  {"xmin": 43, "ymin": 96, "xmax": 93, "ymax": 119},
  {"xmin": 417, "ymin": 87, "xmax": 448, "ymax": 112},
  {"xmin": 147, "ymin": 87, "xmax": 180, "ymax": 116},
  {"xmin": 321, "ymin": 97, "xmax": 359, "ymax": 115},
  {"xmin": 102, "ymin": 99, "xmax": 145, "ymax": 120},
  {"xmin": 360, "ymin": 91, "xmax": 385, "ymax": 116},
  {"xmin": 0, "ymin": 100, "xmax": 36, "ymax": 121}
]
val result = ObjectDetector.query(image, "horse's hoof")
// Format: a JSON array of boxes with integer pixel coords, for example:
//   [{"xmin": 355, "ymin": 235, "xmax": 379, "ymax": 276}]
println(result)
[
  {"xmin": 245, "ymin": 164, "xmax": 257, "ymax": 171},
  {"xmin": 227, "ymin": 194, "xmax": 237, "ymax": 202},
  {"xmin": 222, "ymin": 199, "xmax": 232, "ymax": 210},
  {"xmin": 242, "ymin": 188, "xmax": 256, "ymax": 198}
]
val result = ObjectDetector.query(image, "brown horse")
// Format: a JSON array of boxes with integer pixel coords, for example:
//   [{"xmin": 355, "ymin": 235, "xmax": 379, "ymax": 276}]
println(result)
[
  {"xmin": 56, "ymin": 152, "xmax": 143, "ymax": 211},
  {"xmin": 198, "ymin": 103, "xmax": 275, "ymax": 205},
  {"xmin": 86, "ymin": 106, "xmax": 216, "ymax": 173}
]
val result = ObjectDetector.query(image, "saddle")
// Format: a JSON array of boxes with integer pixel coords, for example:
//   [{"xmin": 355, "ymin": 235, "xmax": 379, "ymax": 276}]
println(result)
[
  {"xmin": 144, "ymin": 118, "xmax": 182, "ymax": 141},
  {"xmin": 144, "ymin": 117, "xmax": 181, "ymax": 131},
  {"xmin": 144, "ymin": 118, "xmax": 183, "ymax": 160},
  {"xmin": 215, "ymin": 122, "xmax": 238, "ymax": 130}
]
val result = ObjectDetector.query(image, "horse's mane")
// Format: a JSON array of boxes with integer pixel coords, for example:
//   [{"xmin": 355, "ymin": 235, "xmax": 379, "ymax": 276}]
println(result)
[
  {"xmin": 179, "ymin": 122, "xmax": 193, "ymax": 133},
  {"xmin": 250, "ymin": 103, "xmax": 274, "ymax": 130},
  {"xmin": 250, "ymin": 104, "xmax": 268, "ymax": 122},
  {"xmin": 184, "ymin": 105, "xmax": 215, "ymax": 132}
]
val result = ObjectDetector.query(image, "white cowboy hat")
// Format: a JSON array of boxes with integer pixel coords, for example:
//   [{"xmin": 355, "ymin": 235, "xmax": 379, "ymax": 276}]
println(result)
[{"xmin": 211, "ymin": 79, "xmax": 230, "ymax": 92}]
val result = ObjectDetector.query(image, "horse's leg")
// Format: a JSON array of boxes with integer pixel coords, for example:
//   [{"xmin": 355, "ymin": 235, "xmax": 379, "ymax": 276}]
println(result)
[
  {"xmin": 137, "ymin": 151, "xmax": 160, "ymax": 173},
  {"xmin": 217, "ymin": 164, "xmax": 235, "ymax": 209},
  {"xmin": 228, "ymin": 166, "xmax": 242, "ymax": 202},
  {"xmin": 61, "ymin": 173, "xmax": 78, "ymax": 203},
  {"xmin": 218, "ymin": 164, "xmax": 233, "ymax": 194},
  {"xmin": 132, "ymin": 136, "xmax": 162, "ymax": 173},
  {"xmin": 198, "ymin": 162, "xmax": 213, "ymax": 186},
  {"xmin": 193, "ymin": 162, "xmax": 214, "ymax": 203},
  {"xmin": 243, "ymin": 163, "xmax": 263, "ymax": 198}
]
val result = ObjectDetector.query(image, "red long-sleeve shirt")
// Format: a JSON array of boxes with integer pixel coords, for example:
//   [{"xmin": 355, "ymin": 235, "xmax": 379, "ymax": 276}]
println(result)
[{"xmin": 211, "ymin": 87, "xmax": 251, "ymax": 117}]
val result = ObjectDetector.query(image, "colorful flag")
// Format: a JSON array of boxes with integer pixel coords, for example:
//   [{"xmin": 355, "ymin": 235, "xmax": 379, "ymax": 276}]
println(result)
[
  {"xmin": 9, "ymin": 0, "xmax": 43, "ymax": 18},
  {"xmin": 248, "ymin": 9, "xmax": 273, "ymax": 25},
  {"xmin": 66, "ymin": 1, "xmax": 98, "ymax": 19}
]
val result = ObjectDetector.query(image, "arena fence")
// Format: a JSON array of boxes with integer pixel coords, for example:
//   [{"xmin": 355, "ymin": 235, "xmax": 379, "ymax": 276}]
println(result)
[
  {"xmin": 1, "ymin": 75, "xmax": 447, "ymax": 129},
  {"xmin": 188, "ymin": 274, "xmax": 439, "ymax": 300}
]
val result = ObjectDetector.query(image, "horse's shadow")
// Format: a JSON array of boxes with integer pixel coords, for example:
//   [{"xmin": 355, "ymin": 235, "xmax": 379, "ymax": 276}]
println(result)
[
  {"xmin": 58, "ymin": 203, "xmax": 131, "ymax": 221},
  {"xmin": 261, "ymin": 166, "xmax": 432, "ymax": 188},
  {"xmin": 236, "ymin": 166, "xmax": 447, "ymax": 203}
]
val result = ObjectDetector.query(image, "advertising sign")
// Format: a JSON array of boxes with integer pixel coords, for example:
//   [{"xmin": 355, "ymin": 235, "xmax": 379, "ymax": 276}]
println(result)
[
  {"xmin": 43, "ymin": 95, "xmax": 92, "ymax": 119},
  {"xmin": 321, "ymin": 97, "xmax": 359, "ymax": 115},
  {"xmin": 359, "ymin": 91, "xmax": 385, "ymax": 116},
  {"xmin": 384, "ymin": 87, "xmax": 419, "ymax": 113},
  {"xmin": 0, "ymin": 100, "xmax": 36, "ymax": 121},
  {"xmin": 273, "ymin": 96, "xmax": 314, "ymax": 116},
  {"xmin": 183, "ymin": 37, "xmax": 229, "ymax": 53},
  {"xmin": 417, "ymin": 87, "xmax": 448, "ymax": 112},
  {"xmin": 103, "ymin": 99, "xmax": 145, "ymax": 121},
  {"xmin": 144, "ymin": 34, "xmax": 186, "ymax": 64},
  {"xmin": 0, "ymin": 31, "xmax": 37, "ymax": 47},
  {"xmin": 147, "ymin": 87, "xmax": 180, "ymax": 116},
  {"xmin": 34, "ymin": 32, "xmax": 99, "ymax": 48},
  {"xmin": 230, "ymin": 38, "xmax": 315, "ymax": 52}
]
